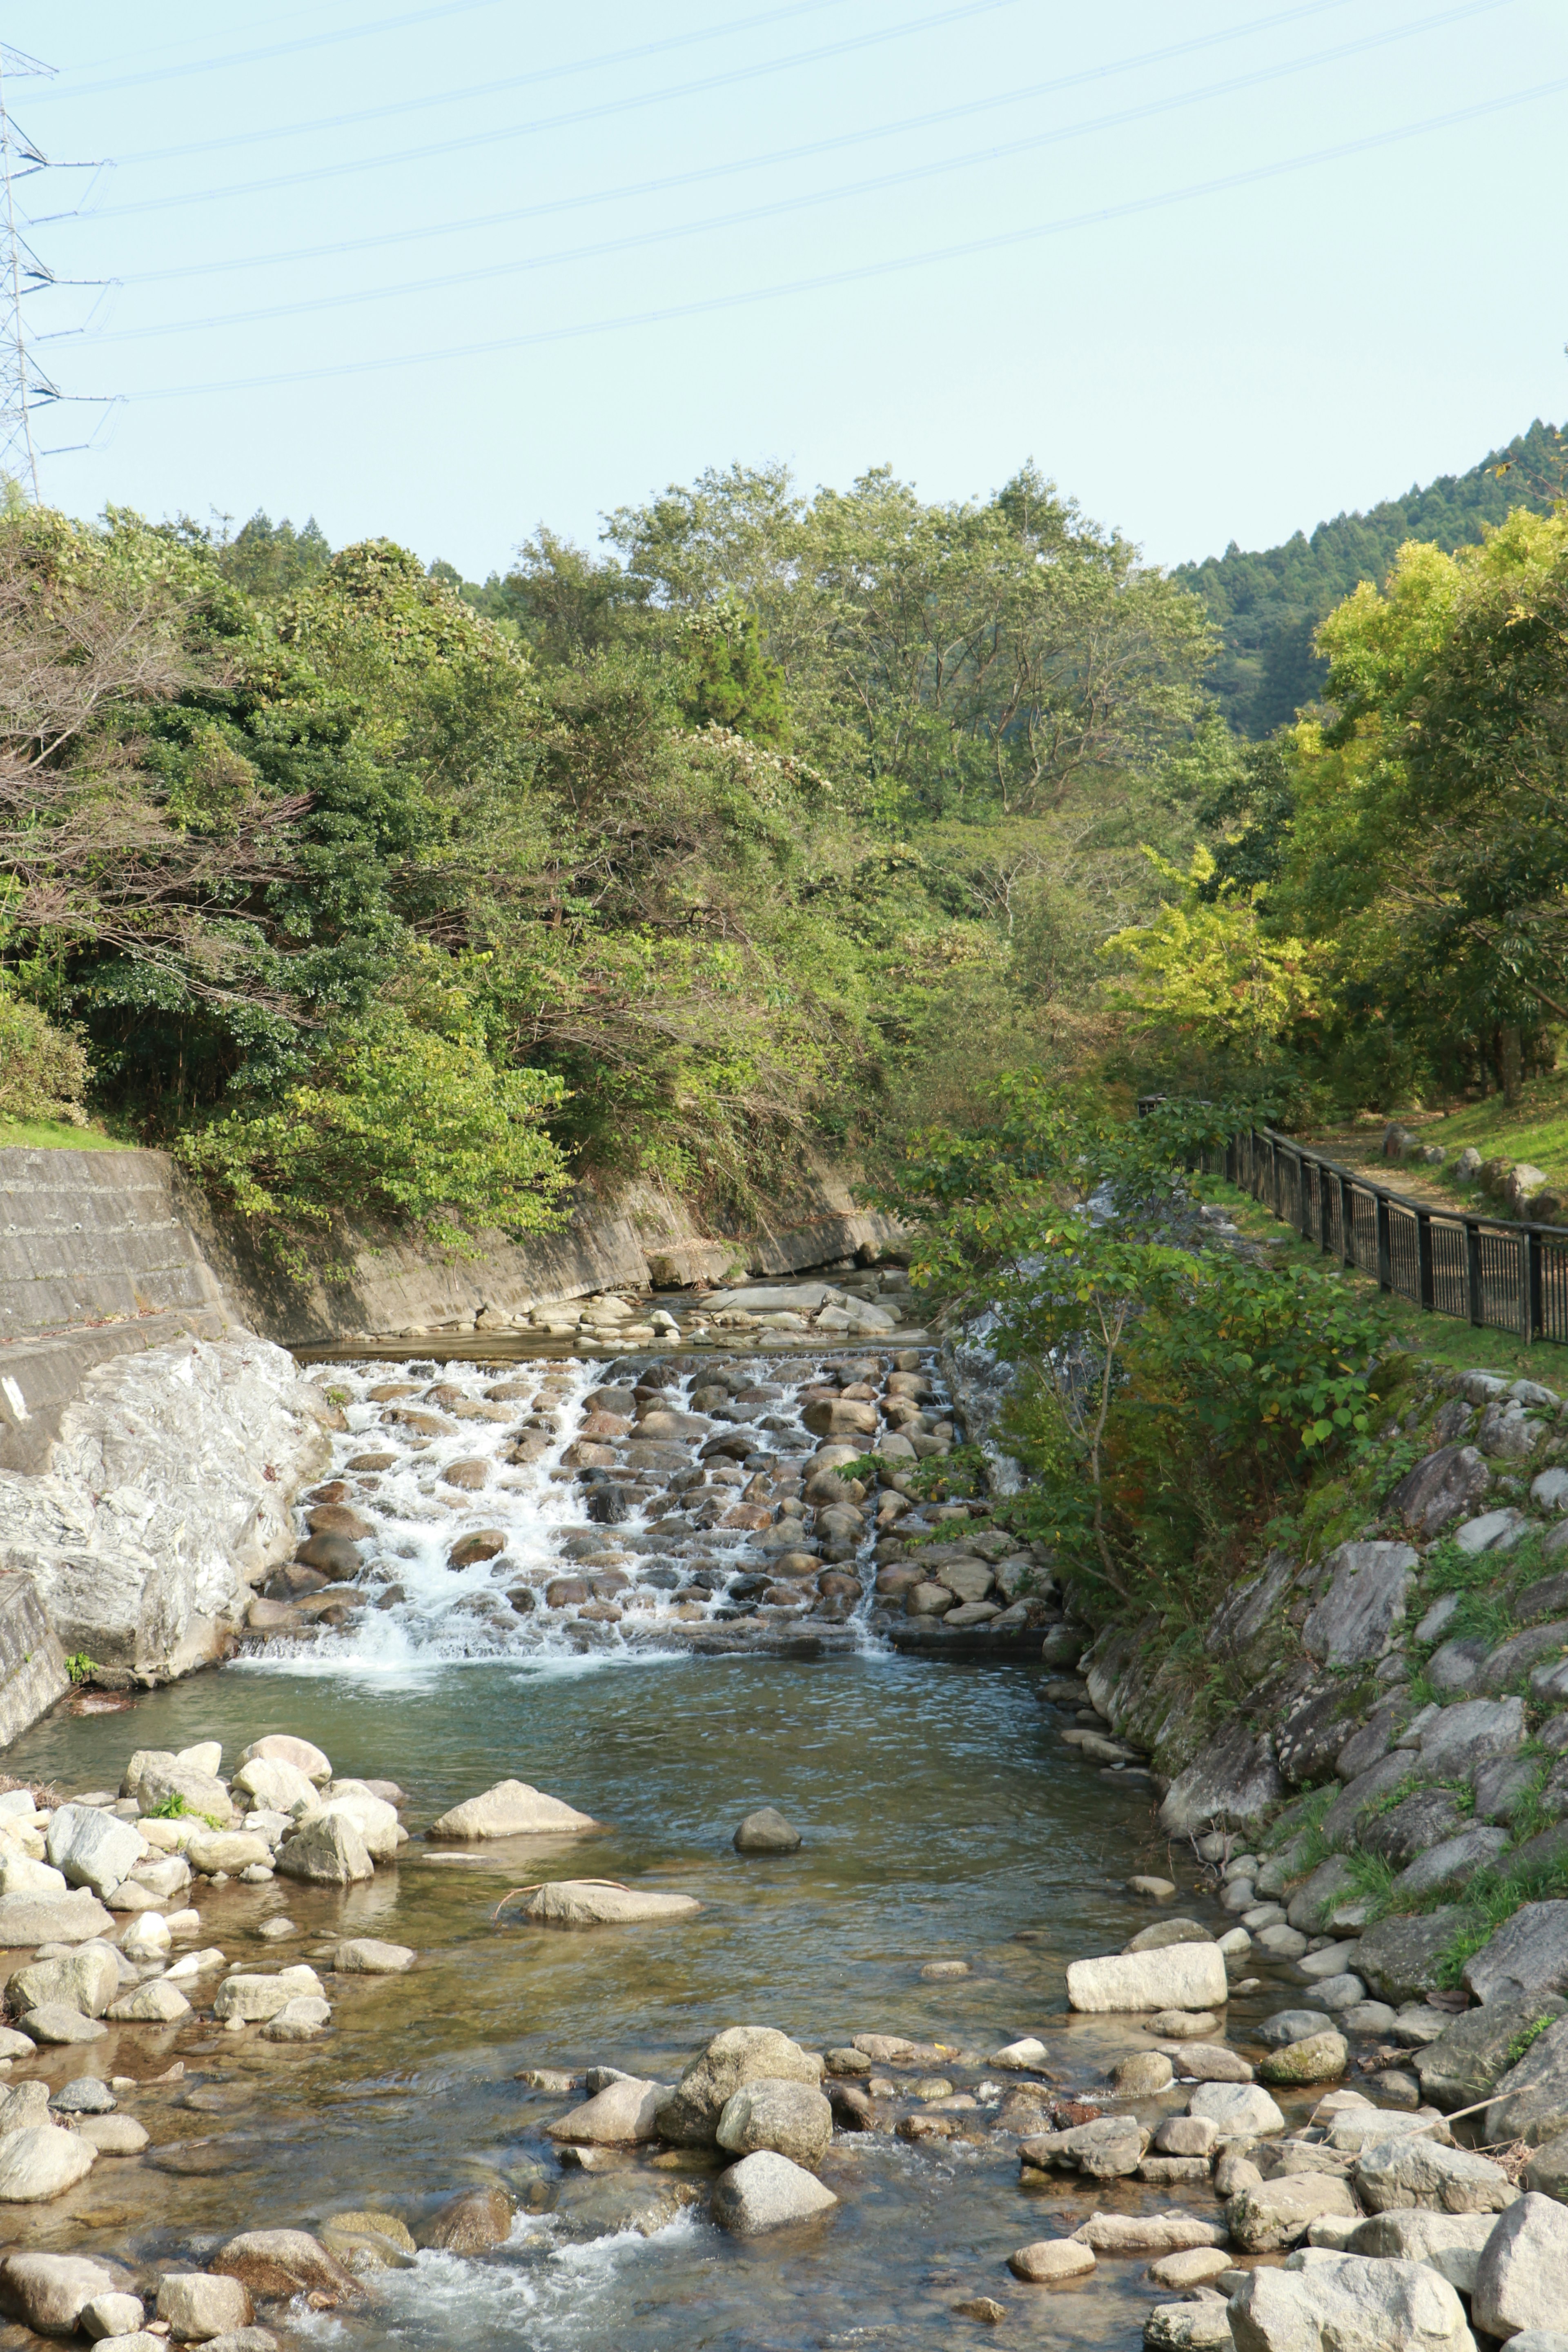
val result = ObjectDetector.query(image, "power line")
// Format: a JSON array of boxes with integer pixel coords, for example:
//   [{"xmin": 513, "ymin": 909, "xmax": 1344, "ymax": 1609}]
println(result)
[
  {"xmin": 109, "ymin": 0, "xmax": 1388, "ymax": 290},
  {"xmin": 75, "ymin": 0, "xmax": 1027, "ymax": 220},
  {"xmin": 85, "ymin": 0, "xmax": 1518, "ymax": 350},
  {"xmin": 115, "ymin": 0, "xmax": 851, "ymax": 159},
  {"xmin": 125, "ymin": 71, "xmax": 1568, "ymax": 407}
]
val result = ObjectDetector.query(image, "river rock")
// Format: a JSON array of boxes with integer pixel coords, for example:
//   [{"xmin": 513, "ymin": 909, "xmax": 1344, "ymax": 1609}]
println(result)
[
  {"xmin": 1009, "ymin": 2238, "xmax": 1096, "ymax": 2281},
  {"xmin": 73, "ymin": 2114, "xmax": 149, "ymax": 2154},
  {"xmin": 44, "ymin": 1806, "xmax": 147, "ymax": 1899},
  {"xmin": 416, "ymin": 2187, "xmax": 513, "ymax": 2252},
  {"xmin": 122, "ymin": 1754, "xmax": 233, "ymax": 1826},
  {"xmin": 212, "ymin": 2231, "xmax": 363, "ymax": 2306},
  {"xmin": 314, "ymin": 1790, "xmax": 399, "ymax": 1861},
  {"xmin": 1260, "ymin": 2032, "xmax": 1348, "ymax": 2086},
  {"xmin": 1486, "ymin": 2014, "xmax": 1568, "ymax": 2144},
  {"xmin": 1144, "ymin": 2299, "xmax": 1235, "ymax": 2350},
  {"xmin": 1071, "ymin": 2211, "xmax": 1225, "ymax": 2254},
  {"xmin": 1155, "ymin": 2116, "xmax": 1218, "ymax": 2156},
  {"xmin": 81, "ymin": 2291, "xmax": 149, "ymax": 2338},
  {"xmin": 1473, "ymin": 2192, "xmax": 1568, "ymax": 2339},
  {"xmin": 989, "ymin": 2038, "xmax": 1049, "ymax": 2070},
  {"xmin": 1303, "ymin": 1541, "xmax": 1419, "ymax": 1666},
  {"xmin": 0, "ymin": 1853, "xmax": 65, "ymax": 1898},
  {"xmin": 275, "ymin": 1814, "xmax": 373, "ymax": 1886},
  {"xmin": 1419, "ymin": 1695, "xmax": 1524, "ymax": 1780},
  {"xmin": 240, "ymin": 1735, "xmax": 331, "ymax": 1785},
  {"xmin": 517, "ymin": 1881, "xmax": 699, "ymax": 1927},
  {"xmin": 1019, "ymin": 2116, "xmax": 1148, "ymax": 2178},
  {"xmin": 184, "ymin": 1832, "xmax": 274, "ymax": 1877},
  {"xmin": 332, "ymin": 1938, "xmax": 414, "ymax": 1973},
  {"xmin": 157, "ymin": 2273, "xmax": 254, "ymax": 2340},
  {"xmin": 1228, "ymin": 2175, "xmax": 1358, "ymax": 2252},
  {"xmin": 1355, "ymin": 1909, "xmax": 1469, "ymax": 2003},
  {"xmin": 0, "ymin": 2251, "xmax": 121, "ymax": 2332},
  {"xmin": 1463, "ymin": 1900, "xmax": 1568, "ymax": 2005},
  {"xmin": 261, "ymin": 1996, "xmax": 332, "ymax": 2041},
  {"xmin": 1258, "ymin": 2009, "xmax": 1334, "ymax": 2048},
  {"xmin": 1349, "ymin": 2209, "xmax": 1497, "ymax": 2293},
  {"xmin": 213, "ymin": 1965, "xmax": 323, "ymax": 2023},
  {"xmin": 1066, "ymin": 1942, "xmax": 1226, "ymax": 2014},
  {"xmin": 9, "ymin": 1943, "xmax": 120, "ymax": 2016},
  {"xmin": 733, "ymin": 1808, "xmax": 801, "ymax": 1853},
  {"xmin": 1156, "ymin": 1717, "xmax": 1283, "ymax": 1837},
  {"xmin": 0, "ymin": 2125, "xmax": 97, "ymax": 2201},
  {"xmin": 711, "ymin": 2149, "xmax": 837, "ymax": 2234},
  {"xmin": 233, "ymin": 1757, "xmax": 316, "ymax": 1814},
  {"xmin": 22, "ymin": 2004, "xmax": 107, "ymax": 2044},
  {"xmin": 548, "ymin": 2078, "xmax": 664, "ymax": 2145},
  {"xmin": 1149, "ymin": 2248, "xmax": 1232, "ymax": 2290},
  {"xmin": 1228, "ymin": 2253, "xmax": 1474, "ymax": 2349},
  {"xmin": 107, "ymin": 1978, "xmax": 191, "ymax": 2023},
  {"xmin": 716, "ymin": 2079, "xmax": 833, "ymax": 2168},
  {"xmin": 1285, "ymin": 1857, "xmax": 1363, "ymax": 1934},
  {"xmin": 428, "ymin": 1780, "xmax": 599, "ymax": 1838},
  {"xmin": 656, "ymin": 2026, "xmax": 820, "ymax": 2144},
  {"xmin": 1353, "ymin": 2133, "xmax": 1517, "ymax": 2212},
  {"xmin": 1114, "ymin": 2051, "xmax": 1175, "ymax": 2094},
  {"xmin": 1190, "ymin": 2082, "xmax": 1284, "ymax": 2134}
]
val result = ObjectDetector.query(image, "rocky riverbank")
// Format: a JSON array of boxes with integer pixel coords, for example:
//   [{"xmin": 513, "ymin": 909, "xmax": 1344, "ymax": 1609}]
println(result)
[{"xmin": 7, "ymin": 1708, "xmax": 1568, "ymax": 2352}]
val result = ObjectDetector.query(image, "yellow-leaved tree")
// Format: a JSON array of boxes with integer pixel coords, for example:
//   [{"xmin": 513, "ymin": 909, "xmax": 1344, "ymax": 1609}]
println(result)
[{"xmin": 1103, "ymin": 847, "xmax": 1329, "ymax": 1062}]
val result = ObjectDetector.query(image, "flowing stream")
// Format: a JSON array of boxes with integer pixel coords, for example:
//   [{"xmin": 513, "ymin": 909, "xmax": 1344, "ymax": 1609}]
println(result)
[{"xmin": 0, "ymin": 1332, "xmax": 1298, "ymax": 2352}]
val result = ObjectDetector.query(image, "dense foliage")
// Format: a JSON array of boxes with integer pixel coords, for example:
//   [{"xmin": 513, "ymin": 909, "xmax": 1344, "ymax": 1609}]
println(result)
[
  {"xmin": 884, "ymin": 1081, "xmax": 1393, "ymax": 1619},
  {"xmin": 0, "ymin": 468, "xmax": 1214, "ymax": 1263},
  {"xmin": 1178, "ymin": 419, "xmax": 1564, "ymax": 738}
]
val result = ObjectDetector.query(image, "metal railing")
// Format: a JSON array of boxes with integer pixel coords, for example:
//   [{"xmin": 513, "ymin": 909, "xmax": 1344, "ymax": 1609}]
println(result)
[{"xmin": 1222, "ymin": 1125, "xmax": 1568, "ymax": 1343}]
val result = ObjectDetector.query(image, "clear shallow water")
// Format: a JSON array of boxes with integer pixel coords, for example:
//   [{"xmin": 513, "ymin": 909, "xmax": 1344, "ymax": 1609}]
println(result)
[{"xmin": 0, "ymin": 1339, "xmax": 1301, "ymax": 2352}]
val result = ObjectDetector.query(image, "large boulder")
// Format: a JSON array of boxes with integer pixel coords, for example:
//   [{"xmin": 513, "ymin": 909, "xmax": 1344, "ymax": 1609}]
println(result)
[
  {"xmin": 1394, "ymin": 1826, "xmax": 1511, "ymax": 1902},
  {"xmin": 1258, "ymin": 2032, "xmax": 1348, "ymax": 2086},
  {"xmin": 656, "ymin": 2027, "xmax": 820, "ymax": 2146},
  {"xmin": 733, "ymin": 1809, "xmax": 802, "ymax": 1854},
  {"xmin": 512, "ymin": 1882, "xmax": 699, "ymax": 1927},
  {"xmin": 1349, "ymin": 2209, "xmax": 1499, "ymax": 2287},
  {"xmin": 417, "ymin": 2187, "xmax": 513, "ymax": 2253},
  {"xmin": 1157, "ymin": 1718, "xmax": 1283, "ymax": 1838},
  {"xmin": 1228, "ymin": 2253, "xmax": 1474, "ymax": 2350},
  {"xmin": 0, "ymin": 1889, "xmax": 112, "ymax": 1948},
  {"xmin": 210, "ymin": 2231, "xmax": 363, "ymax": 2307},
  {"xmin": 1353, "ymin": 2134, "xmax": 1517, "ymax": 2214},
  {"xmin": 427, "ymin": 1780, "xmax": 598, "ymax": 1839},
  {"xmin": 1228, "ymin": 2176, "xmax": 1357, "ymax": 2252},
  {"xmin": 1472, "ymin": 2193, "xmax": 1568, "ymax": 2341},
  {"xmin": 0, "ymin": 1336, "xmax": 332, "ymax": 1678},
  {"xmin": 1066, "ymin": 1942, "xmax": 1227, "ymax": 2014},
  {"xmin": 716, "ymin": 2080, "xmax": 833, "ymax": 2169},
  {"xmin": 1465, "ymin": 1902, "xmax": 1568, "ymax": 2005},
  {"xmin": 1019, "ymin": 2117, "xmax": 1148, "ymax": 2178},
  {"xmin": 710, "ymin": 2150, "xmax": 837, "ymax": 2235},
  {"xmin": 1303, "ymin": 1541, "xmax": 1419, "ymax": 1667},
  {"xmin": 1417, "ymin": 1995, "xmax": 1568, "ymax": 2111},
  {"xmin": 213, "ymin": 1966, "xmax": 323, "ymax": 2024},
  {"xmin": 1419, "ymin": 1697, "xmax": 1525, "ymax": 1780},
  {"xmin": 8, "ymin": 1944, "xmax": 119, "ymax": 2018},
  {"xmin": 233, "ymin": 1756, "xmax": 316, "ymax": 1814},
  {"xmin": 107, "ymin": 1978, "xmax": 190, "ymax": 2024},
  {"xmin": 1487, "ymin": 2015, "xmax": 1568, "ymax": 2145},
  {"xmin": 1356, "ymin": 1911, "xmax": 1470, "ymax": 2004},
  {"xmin": 122, "ymin": 1751, "xmax": 234, "ymax": 1825},
  {"xmin": 183, "ymin": 1830, "xmax": 274, "ymax": 1877},
  {"xmin": 1386, "ymin": 1448, "xmax": 1492, "ymax": 1541},
  {"xmin": 155, "ymin": 2274, "xmax": 254, "ymax": 2341},
  {"xmin": 44, "ymin": 1806, "xmax": 146, "ymax": 1899},
  {"xmin": 239, "ymin": 1734, "xmax": 331, "ymax": 1784},
  {"xmin": 0, "ymin": 2126, "xmax": 96, "ymax": 2202},
  {"xmin": 0, "ymin": 2252, "xmax": 122, "ymax": 2335},
  {"xmin": 1190, "ymin": 2083, "xmax": 1285, "ymax": 2136},
  {"xmin": 547, "ymin": 2079, "xmax": 663, "ymax": 2145},
  {"xmin": 314, "ymin": 1790, "xmax": 399, "ymax": 1862},
  {"xmin": 274, "ymin": 1814, "xmax": 373, "ymax": 1887}
]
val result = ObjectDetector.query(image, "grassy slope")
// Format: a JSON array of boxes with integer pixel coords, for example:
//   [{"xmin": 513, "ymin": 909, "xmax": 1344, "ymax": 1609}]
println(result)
[
  {"xmin": 0, "ymin": 1119, "xmax": 130, "ymax": 1151},
  {"xmin": 1312, "ymin": 1075, "xmax": 1568, "ymax": 1199}
]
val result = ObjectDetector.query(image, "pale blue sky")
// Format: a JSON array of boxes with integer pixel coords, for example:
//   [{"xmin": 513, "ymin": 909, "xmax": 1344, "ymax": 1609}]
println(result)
[{"xmin": 8, "ymin": 0, "xmax": 1566, "ymax": 579}]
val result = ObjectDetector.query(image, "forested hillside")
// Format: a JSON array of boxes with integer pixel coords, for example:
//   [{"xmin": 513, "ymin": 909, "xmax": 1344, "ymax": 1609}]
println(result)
[
  {"xmin": 0, "ymin": 467, "xmax": 1213, "ymax": 1270},
  {"xmin": 1177, "ymin": 418, "xmax": 1564, "ymax": 736}
]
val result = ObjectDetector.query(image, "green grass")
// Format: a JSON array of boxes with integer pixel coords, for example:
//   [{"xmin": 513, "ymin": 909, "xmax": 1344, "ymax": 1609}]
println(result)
[
  {"xmin": 1199, "ymin": 1174, "xmax": 1568, "ymax": 1376},
  {"xmin": 0, "ymin": 1117, "xmax": 130, "ymax": 1152},
  {"xmin": 1405, "ymin": 1074, "xmax": 1568, "ymax": 1193}
]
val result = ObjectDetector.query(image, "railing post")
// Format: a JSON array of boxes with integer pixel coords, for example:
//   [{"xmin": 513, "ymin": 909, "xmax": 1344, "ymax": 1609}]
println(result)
[
  {"xmin": 1375, "ymin": 1192, "xmax": 1393, "ymax": 1293},
  {"xmin": 1467, "ymin": 1219, "xmax": 1485, "ymax": 1327},
  {"xmin": 1417, "ymin": 1209, "xmax": 1435, "ymax": 1309},
  {"xmin": 1269, "ymin": 1134, "xmax": 1280, "ymax": 1214},
  {"xmin": 1318, "ymin": 1164, "xmax": 1331, "ymax": 1254},
  {"xmin": 1524, "ymin": 1229, "xmax": 1542, "ymax": 1343}
]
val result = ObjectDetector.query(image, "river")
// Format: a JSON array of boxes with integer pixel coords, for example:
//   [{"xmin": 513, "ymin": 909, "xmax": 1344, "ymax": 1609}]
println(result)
[{"xmin": 0, "ymin": 1338, "xmax": 1270, "ymax": 2352}]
